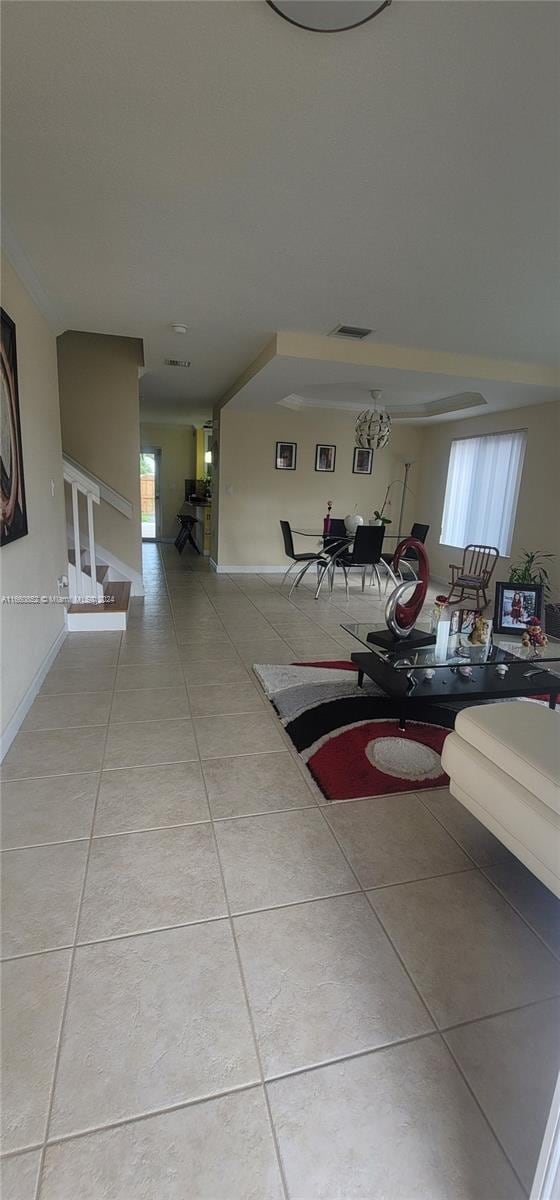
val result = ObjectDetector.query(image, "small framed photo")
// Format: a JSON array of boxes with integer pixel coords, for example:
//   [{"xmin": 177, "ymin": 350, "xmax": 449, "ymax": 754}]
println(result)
[
  {"xmin": 315, "ymin": 443, "xmax": 336, "ymax": 473},
  {"xmin": 352, "ymin": 447, "xmax": 373, "ymax": 475},
  {"xmin": 494, "ymin": 582, "xmax": 543, "ymax": 634},
  {"xmin": 275, "ymin": 441, "xmax": 297, "ymax": 471}
]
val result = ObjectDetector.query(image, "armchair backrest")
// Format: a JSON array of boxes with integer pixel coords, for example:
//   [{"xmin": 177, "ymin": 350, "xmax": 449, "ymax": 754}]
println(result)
[
  {"xmin": 463, "ymin": 544, "xmax": 500, "ymax": 581},
  {"xmin": 280, "ymin": 520, "xmax": 295, "ymax": 559},
  {"xmin": 350, "ymin": 524, "xmax": 385, "ymax": 565}
]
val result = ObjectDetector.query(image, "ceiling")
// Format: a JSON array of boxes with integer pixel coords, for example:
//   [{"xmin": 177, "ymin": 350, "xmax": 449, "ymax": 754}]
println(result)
[
  {"xmin": 226, "ymin": 332, "xmax": 559, "ymax": 423},
  {"xmin": 2, "ymin": 1, "xmax": 559, "ymax": 424}
]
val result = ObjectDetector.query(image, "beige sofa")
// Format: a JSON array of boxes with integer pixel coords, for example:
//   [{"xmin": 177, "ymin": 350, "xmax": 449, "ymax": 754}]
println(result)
[{"xmin": 441, "ymin": 702, "xmax": 560, "ymax": 897}]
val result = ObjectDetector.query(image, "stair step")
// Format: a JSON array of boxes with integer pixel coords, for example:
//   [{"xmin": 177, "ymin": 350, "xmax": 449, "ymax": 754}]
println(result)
[
  {"xmin": 67, "ymin": 580, "xmax": 131, "ymax": 615},
  {"xmin": 68, "ymin": 551, "xmax": 109, "ymax": 583},
  {"xmin": 83, "ymin": 562, "xmax": 109, "ymax": 583}
]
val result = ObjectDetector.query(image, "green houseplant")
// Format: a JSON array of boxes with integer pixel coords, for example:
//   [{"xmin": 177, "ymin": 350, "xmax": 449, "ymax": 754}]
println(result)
[
  {"xmin": 373, "ymin": 508, "xmax": 392, "ymax": 526},
  {"xmin": 508, "ymin": 550, "xmax": 554, "ymax": 598}
]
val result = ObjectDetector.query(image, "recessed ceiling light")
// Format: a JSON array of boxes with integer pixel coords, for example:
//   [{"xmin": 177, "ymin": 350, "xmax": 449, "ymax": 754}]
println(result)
[{"xmin": 170, "ymin": 323, "xmax": 188, "ymax": 335}]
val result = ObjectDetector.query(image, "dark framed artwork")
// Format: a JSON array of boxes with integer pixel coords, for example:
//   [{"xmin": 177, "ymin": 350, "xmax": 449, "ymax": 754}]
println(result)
[
  {"xmin": 493, "ymin": 582, "xmax": 543, "ymax": 634},
  {"xmin": 315, "ymin": 443, "xmax": 336, "ymax": 473},
  {"xmin": 275, "ymin": 441, "xmax": 297, "ymax": 470},
  {"xmin": 1, "ymin": 308, "xmax": 28, "ymax": 547},
  {"xmin": 352, "ymin": 447, "xmax": 373, "ymax": 475}
]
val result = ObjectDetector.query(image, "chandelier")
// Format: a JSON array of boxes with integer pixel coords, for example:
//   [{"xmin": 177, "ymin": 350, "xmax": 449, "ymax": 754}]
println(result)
[{"xmin": 355, "ymin": 390, "xmax": 391, "ymax": 451}]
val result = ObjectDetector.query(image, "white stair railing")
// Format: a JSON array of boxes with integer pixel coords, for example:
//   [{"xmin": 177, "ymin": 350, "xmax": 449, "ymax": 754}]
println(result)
[
  {"xmin": 63, "ymin": 453, "xmax": 133, "ymax": 519},
  {"xmin": 63, "ymin": 453, "xmax": 134, "ymax": 603},
  {"xmin": 63, "ymin": 457, "xmax": 101, "ymax": 600}
]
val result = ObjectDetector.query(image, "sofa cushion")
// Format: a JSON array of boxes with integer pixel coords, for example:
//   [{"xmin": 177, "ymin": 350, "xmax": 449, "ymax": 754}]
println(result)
[{"xmin": 455, "ymin": 702, "xmax": 560, "ymax": 815}]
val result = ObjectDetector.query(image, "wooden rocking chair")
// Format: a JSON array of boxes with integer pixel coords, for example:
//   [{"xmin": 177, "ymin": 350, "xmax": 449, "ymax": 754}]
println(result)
[{"xmin": 447, "ymin": 544, "xmax": 500, "ymax": 609}]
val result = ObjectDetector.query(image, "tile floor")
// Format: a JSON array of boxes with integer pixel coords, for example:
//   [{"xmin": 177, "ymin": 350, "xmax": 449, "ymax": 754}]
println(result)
[{"xmin": 2, "ymin": 543, "xmax": 560, "ymax": 1199}]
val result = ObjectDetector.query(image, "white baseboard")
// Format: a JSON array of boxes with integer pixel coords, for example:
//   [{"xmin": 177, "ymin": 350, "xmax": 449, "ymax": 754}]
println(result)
[
  {"xmin": 66, "ymin": 609, "xmax": 127, "ymax": 632},
  {"xmin": 212, "ymin": 563, "xmax": 287, "ymax": 574},
  {"xmin": 1, "ymin": 624, "xmax": 67, "ymax": 760}
]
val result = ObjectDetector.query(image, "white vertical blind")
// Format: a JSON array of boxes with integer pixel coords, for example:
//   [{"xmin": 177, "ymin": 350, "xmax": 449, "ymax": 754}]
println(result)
[{"xmin": 440, "ymin": 429, "xmax": 527, "ymax": 555}]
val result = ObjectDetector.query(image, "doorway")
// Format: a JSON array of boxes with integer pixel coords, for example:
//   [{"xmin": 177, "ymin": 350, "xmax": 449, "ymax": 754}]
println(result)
[{"xmin": 140, "ymin": 450, "xmax": 161, "ymax": 540}]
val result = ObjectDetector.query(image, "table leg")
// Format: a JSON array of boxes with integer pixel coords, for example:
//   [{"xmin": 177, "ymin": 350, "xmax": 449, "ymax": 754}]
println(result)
[
  {"xmin": 549, "ymin": 692, "xmax": 558, "ymax": 710},
  {"xmin": 357, "ymin": 670, "xmax": 364, "ymax": 688},
  {"xmin": 398, "ymin": 712, "xmax": 407, "ymax": 731}
]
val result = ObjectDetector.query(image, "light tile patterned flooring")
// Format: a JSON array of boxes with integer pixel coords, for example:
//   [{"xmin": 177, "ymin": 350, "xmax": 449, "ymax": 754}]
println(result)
[{"xmin": 2, "ymin": 543, "xmax": 560, "ymax": 1198}]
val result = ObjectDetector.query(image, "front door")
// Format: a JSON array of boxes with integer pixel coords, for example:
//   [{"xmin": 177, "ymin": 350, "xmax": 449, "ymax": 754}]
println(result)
[{"xmin": 140, "ymin": 450, "xmax": 161, "ymax": 541}]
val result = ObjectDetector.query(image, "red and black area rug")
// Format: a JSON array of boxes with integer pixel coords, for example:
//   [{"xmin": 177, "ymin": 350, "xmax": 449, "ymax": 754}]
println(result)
[{"xmin": 253, "ymin": 660, "xmax": 455, "ymax": 802}]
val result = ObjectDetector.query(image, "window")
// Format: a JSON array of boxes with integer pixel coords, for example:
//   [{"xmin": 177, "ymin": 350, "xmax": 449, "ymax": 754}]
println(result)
[{"xmin": 440, "ymin": 429, "xmax": 527, "ymax": 556}]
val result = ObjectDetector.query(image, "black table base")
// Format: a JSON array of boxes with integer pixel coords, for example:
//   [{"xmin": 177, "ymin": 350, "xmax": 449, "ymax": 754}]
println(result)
[{"xmin": 351, "ymin": 651, "xmax": 559, "ymax": 730}]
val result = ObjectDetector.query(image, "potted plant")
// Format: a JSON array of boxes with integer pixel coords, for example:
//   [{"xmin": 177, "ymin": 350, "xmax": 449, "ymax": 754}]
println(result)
[
  {"xmin": 509, "ymin": 550, "xmax": 558, "ymax": 637},
  {"xmin": 373, "ymin": 508, "xmax": 392, "ymax": 527},
  {"xmin": 508, "ymin": 550, "xmax": 554, "ymax": 596},
  {"xmin": 373, "ymin": 484, "xmax": 394, "ymax": 526}
]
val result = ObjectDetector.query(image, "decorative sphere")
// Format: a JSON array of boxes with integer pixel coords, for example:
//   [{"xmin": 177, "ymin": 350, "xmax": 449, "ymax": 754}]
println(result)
[{"xmin": 344, "ymin": 514, "xmax": 364, "ymax": 535}]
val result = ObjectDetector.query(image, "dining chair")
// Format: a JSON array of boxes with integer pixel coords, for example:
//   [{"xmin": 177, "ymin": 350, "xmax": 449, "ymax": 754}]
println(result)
[
  {"xmin": 316, "ymin": 525, "xmax": 386, "ymax": 600},
  {"xmin": 380, "ymin": 522, "xmax": 430, "ymax": 585},
  {"xmin": 280, "ymin": 520, "xmax": 329, "ymax": 599},
  {"xmin": 322, "ymin": 518, "xmax": 349, "ymax": 557}
]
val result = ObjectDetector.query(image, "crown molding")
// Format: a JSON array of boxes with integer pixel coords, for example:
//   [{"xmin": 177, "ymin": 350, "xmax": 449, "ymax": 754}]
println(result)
[{"xmin": 2, "ymin": 220, "xmax": 66, "ymax": 333}]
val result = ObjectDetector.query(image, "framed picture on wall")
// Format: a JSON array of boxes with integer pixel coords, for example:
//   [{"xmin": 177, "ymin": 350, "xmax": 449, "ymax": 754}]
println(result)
[
  {"xmin": 352, "ymin": 447, "xmax": 373, "ymax": 475},
  {"xmin": 493, "ymin": 582, "xmax": 543, "ymax": 634},
  {"xmin": 275, "ymin": 441, "xmax": 297, "ymax": 470},
  {"xmin": 315, "ymin": 443, "xmax": 336, "ymax": 473},
  {"xmin": 1, "ymin": 307, "xmax": 28, "ymax": 547}
]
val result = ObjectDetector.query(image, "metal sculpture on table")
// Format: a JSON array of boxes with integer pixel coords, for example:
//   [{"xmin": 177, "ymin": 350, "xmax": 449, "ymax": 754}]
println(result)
[{"xmin": 385, "ymin": 538, "xmax": 429, "ymax": 638}]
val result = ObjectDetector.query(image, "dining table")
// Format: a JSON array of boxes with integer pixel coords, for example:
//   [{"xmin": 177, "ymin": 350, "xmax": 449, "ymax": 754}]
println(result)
[{"xmin": 290, "ymin": 527, "xmax": 415, "ymax": 598}]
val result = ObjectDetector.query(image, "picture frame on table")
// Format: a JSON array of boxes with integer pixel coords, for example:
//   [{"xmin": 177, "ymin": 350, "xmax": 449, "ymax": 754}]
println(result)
[
  {"xmin": 493, "ymin": 581, "xmax": 543, "ymax": 634},
  {"xmin": 315, "ymin": 443, "xmax": 336, "ymax": 473},
  {"xmin": 352, "ymin": 447, "xmax": 373, "ymax": 475},
  {"xmin": 275, "ymin": 441, "xmax": 297, "ymax": 470}
]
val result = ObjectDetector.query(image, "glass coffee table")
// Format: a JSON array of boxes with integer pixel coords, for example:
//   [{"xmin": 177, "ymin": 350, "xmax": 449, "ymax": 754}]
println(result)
[{"xmin": 342, "ymin": 620, "xmax": 560, "ymax": 724}]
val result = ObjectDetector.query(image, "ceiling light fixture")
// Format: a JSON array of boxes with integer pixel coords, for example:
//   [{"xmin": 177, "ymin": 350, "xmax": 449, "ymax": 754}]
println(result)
[
  {"xmin": 355, "ymin": 390, "xmax": 391, "ymax": 451},
  {"xmin": 171, "ymin": 324, "xmax": 188, "ymax": 335},
  {"xmin": 267, "ymin": 0, "xmax": 391, "ymax": 34}
]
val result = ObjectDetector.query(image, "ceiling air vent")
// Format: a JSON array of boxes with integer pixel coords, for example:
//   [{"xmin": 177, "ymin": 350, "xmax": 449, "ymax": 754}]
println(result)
[
  {"xmin": 329, "ymin": 324, "xmax": 374, "ymax": 341},
  {"xmin": 165, "ymin": 358, "xmax": 191, "ymax": 368}
]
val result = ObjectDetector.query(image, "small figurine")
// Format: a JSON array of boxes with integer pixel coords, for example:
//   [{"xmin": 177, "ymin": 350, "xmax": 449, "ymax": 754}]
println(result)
[
  {"xmin": 521, "ymin": 616, "xmax": 548, "ymax": 650},
  {"xmin": 468, "ymin": 614, "xmax": 491, "ymax": 646}
]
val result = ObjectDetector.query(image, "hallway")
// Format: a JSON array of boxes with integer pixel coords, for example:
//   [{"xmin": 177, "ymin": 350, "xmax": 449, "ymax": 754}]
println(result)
[{"xmin": 1, "ymin": 545, "xmax": 560, "ymax": 1198}]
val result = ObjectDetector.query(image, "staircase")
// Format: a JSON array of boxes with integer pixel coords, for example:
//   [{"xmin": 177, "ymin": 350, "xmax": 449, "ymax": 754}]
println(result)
[{"xmin": 63, "ymin": 455, "xmax": 133, "ymax": 631}]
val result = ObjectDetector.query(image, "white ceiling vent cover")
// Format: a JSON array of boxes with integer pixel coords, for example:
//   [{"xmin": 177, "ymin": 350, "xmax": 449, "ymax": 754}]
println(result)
[
  {"xmin": 329, "ymin": 324, "xmax": 374, "ymax": 340},
  {"xmin": 164, "ymin": 358, "xmax": 191, "ymax": 368}
]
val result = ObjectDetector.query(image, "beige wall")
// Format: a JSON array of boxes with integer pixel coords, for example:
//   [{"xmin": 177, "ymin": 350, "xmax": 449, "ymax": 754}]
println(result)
[
  {"xmin": 416, "ymin": 401, "xmax": 560, "ymax": 596},
  {"xmin": 216, "ymin": 406, "xmax": 425, "ymax": 568},
  {"xmin": 140, "ymin": 422, "xmax": 195, "ymax": 539},
  {"xmin": 57, "ymin": 331, "xmax": 143, "ymax": 575},
  {"xmin": 1, "ymin": 255, "xmax": 67, "ymax": 740}
]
